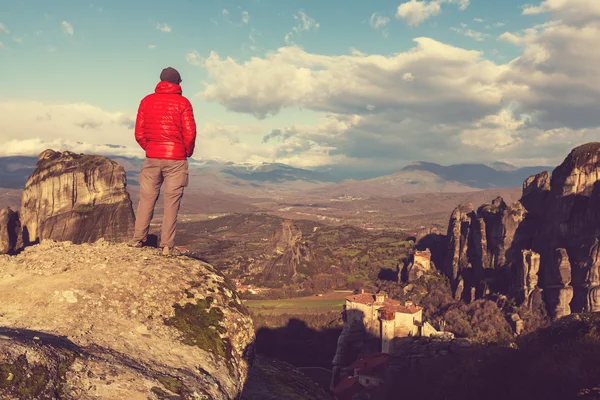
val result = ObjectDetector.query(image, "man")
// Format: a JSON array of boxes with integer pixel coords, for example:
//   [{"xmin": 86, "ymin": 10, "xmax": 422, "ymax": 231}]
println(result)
[{"xmin": 128, "ymin": 67, "xmax": 197, "ymax": 256}]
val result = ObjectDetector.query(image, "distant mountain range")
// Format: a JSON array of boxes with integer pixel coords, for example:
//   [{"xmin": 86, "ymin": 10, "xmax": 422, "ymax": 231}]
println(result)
[
  {"xmin": 401, "ymin": 161, "xmax": 554, "ymax": 189},
  {"xmin": 0, "ymin": 155, "xmax": 552, "ymax": 194}
]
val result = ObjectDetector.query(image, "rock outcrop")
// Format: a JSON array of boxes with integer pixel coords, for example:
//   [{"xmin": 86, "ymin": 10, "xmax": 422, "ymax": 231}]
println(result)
[
  {"xmin": 262, "ymin": 221, "xmax": 312, "ymax": 280},
  {"xmin": 442, "ymin": 142, "xmax": 600, "ymax": 320},
  {"xmin": 517, "ymin": 250, "xmax": 543, "ymax": 308},
  {"xmin": 406, "ymin": 248, "xmax": 433, "ymax": 282},
  {"xmin": 20, "ymin": 150, "xmax": 135, "ymax": 245},
  {"xmin": 0, "ymin": 207, "xmax": 20, "ymax": 254},
  {"xmin": 0, "ymin": 240, "xmax": 254, "ymax": 399}
]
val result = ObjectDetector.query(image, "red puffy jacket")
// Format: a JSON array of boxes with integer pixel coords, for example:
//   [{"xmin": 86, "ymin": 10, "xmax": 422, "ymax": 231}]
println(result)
[{"xmin": 134, "ymin": 81, "xmax": 197, "ymax": 160}]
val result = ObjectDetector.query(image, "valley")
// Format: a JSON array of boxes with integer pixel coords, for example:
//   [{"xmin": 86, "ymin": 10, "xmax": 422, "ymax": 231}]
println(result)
[{"xmin": 1, "ymin": 150, "xmax": 589, "ymax": 399}]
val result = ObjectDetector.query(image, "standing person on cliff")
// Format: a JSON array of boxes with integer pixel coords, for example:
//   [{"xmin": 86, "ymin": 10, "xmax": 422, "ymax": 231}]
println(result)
[{"xmin": 128, "ymin": 67, "xmax": 197, "ymax": 256}]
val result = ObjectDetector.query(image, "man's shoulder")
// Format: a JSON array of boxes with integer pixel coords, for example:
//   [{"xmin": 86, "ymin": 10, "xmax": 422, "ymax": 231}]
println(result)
[
  {"xmin": 179, "ymin": 95, "xmax": 193, "ymax": 108},
  {"xmin": 139, "ymin": 93, "xmax": 155, "ymax": 104}
]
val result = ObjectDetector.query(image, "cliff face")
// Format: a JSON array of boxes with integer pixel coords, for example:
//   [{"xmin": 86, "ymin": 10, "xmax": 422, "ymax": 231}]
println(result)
[
  {"xmin": 0, "ymin": 207, "xmax": 20, "ymax": 254},
  {"xmin": 20, "ymin": 150, "xmax": 135, "ymax": 245},
  {"xmin": 0, "ymin": 240, "xmax": 255, "ymax": 399},
  {"xmin": 443, "ymin": 142, "xmax": 600, "ymax": 319}
]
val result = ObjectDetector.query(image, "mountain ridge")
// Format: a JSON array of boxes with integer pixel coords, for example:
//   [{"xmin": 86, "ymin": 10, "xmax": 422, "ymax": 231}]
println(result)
[{"xmin": 0, "ymin": 155, "xmax": 552, "ymax": 194}]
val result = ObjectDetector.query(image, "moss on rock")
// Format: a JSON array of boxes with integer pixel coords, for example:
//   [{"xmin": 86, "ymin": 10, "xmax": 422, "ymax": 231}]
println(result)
[
  {"xmin": 149, "ymin": 374, "xmax": 195, "ymax": 399},
  {"xmin": 74, "ymin": 204, "xmax": 94, "ymax": 214},
  {"xmin": 164, "ymin": 296, "xmax": 234, "ymax": 370},
  {"xmin": 0, "ymin": 354, "xmax": 52, "ymax": 398}
]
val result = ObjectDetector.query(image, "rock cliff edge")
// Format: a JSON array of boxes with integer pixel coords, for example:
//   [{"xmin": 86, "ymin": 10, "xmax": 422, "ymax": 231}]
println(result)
[{"xmin": 0, "ymin": 240, "xmax": 255, "ymax": 399}]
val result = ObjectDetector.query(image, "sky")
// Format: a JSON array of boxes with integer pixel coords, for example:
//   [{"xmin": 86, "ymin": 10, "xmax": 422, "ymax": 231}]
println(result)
[{"xmin": 0, "ymin": 0, "xmax": 599, "ymax": 172}]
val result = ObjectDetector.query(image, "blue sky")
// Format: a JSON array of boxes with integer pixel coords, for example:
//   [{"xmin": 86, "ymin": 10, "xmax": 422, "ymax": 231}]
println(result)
[{"xmin": 0, "ymin": 0, "xmax": 598, "ymax": 170}]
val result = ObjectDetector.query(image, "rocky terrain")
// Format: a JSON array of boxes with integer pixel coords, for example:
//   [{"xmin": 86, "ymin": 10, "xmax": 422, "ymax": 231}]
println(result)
[
  {"xmin": 442, "ymin": 142, "xmax": 600, "ymax": 320},
  {"xmin": 177, "ymin": 213, "xmax": 413, "ymax": 290},
  {"xmin": 241, "ymin": 356, "xmax": 334, "ymax": 400},
  {"xmin": 0, "ymin": 240, "xmax": 255, "ymax": 399},
  {"xmin": 20, "ymin": 150, "xmax": 135, "ymax": 245}
]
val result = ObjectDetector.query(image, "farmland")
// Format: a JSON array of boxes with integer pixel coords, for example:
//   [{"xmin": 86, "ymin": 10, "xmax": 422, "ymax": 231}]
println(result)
[{"xmin": 245, "ymin": 291, "xmax": 350, "ymax": 315}]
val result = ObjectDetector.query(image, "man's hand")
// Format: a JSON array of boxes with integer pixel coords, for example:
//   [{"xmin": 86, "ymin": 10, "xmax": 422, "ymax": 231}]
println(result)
[{"xmin": 134, "ymin": 100, "xmax": 148, "ymax": 150}]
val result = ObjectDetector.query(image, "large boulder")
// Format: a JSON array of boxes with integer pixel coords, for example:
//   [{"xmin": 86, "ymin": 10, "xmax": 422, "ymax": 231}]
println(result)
[
  {"xmin": 20, "ymin": 150, "xmax": 135, "ymax": 245},
  {"xmin": 0, "ymin": 240, "xmax": 254, "ymax": 399},
  {"xmin": 0, "ymin": 207, "xmax": 20, "ymax": 254}
]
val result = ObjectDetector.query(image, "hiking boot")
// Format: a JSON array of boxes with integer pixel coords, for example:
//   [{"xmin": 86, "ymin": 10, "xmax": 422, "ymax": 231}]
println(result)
[
  {"xmin": 127, "ymin": 239, "xmax": 144, "ymax": 248},
  {"xmin": 162, "ymin": 246, "xmax": 188, "ymax": 257}
]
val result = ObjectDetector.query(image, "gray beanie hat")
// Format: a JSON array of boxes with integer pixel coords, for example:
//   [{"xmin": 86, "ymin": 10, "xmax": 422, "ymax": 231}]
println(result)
[{"xmin": 160, "ymin": 67, "xmax": 182, "ymax": 84}]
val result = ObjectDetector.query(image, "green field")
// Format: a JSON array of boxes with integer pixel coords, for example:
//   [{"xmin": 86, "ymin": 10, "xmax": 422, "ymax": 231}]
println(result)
[{"xmin": 245, "ymin": 295, "xmax": 346, "ymax": 315}]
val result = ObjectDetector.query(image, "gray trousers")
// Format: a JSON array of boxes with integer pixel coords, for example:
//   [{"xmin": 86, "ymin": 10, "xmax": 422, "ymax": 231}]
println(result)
[{"xmin": 132, "ymin": 158, "xmax": 189, "ymax": 247}]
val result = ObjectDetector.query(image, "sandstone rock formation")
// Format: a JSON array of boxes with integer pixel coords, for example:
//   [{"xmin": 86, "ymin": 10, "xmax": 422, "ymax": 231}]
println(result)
[
  {"xmin": 0, "ymin": 207, "xmax": 20, "ymax": 254},
  {"xmin": 442, "ymin": 142, "xmax": 600, "ymax": 320},
  {"xmin": 585, "ymin": 239, "xmax": 600, "ymax": 312},
  {"xmin": 20, "ymin": 150, "xmax": 135, "ymax": 245},
  {"xmin": 517, "ymin": 250, "xmax": 541, "ymax": 306},
  {"xmin": 262, "ymin": 220, "xmax": 312, "ymax": 280},
  {"xmin": 0, "ymin": 240, "xmax": 254, "ymax": 399},
  {"xmin": 406, "ymin": 248, "xmax": 433, "ymax": 282}
]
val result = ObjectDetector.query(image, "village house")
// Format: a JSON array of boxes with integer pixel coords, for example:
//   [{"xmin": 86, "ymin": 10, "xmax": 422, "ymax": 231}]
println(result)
[
  {"xmin": 344, "ymin": 291, "xmax": 424, "ymax": 353},
  {"xmin": 332, "ymin": 353, "xmax": 389, "ymax": 400},
  {"xmin": 232, "ymin": 278, "xmax": 262, "ymax": 295}
]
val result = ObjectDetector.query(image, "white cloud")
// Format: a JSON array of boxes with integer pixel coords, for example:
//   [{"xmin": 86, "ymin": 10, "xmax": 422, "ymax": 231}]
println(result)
[
  {"xmin": 222, "ymin": 9, "xmax": 229, "ymax": 17},
  {"xmin": 242, "ymin": 11, "xmax": 249, "ymax": 24},
  {"xmin": 522, "ymin": 0, "xmax": 600, "ymax": 24},
  {"xmin": 396, "ymin": 0, "xmax": 470, "ymax": 26},
  {"xmin": 200, "ymin": 38, "xmax": 509, "ymax": 121},
  {"xmin": 473, "ymin": 18, "xmax": 484, "ymax": 23},
  {"xmin": 451, "ymin": 26, "xmax": 489, "ymax": 41},
  {"xmin": 486, "ymin": 22, "xmax": 505, "ymax": 29},
  {"xmin": 0, "ymin": 101, "xmax": 141, "ymax": 157},
  {"xmin": 0, "ymin": 100, "xmax": 325, "ymax": 167},
  {"xmin": 61, "ymin": 21, "xmax": 74, "ymax": 35},
  {"xmin": 156, "ymin": 23, "xmax": 171, "ymax": 33},
  {"xmin": 148, "ymin": 44, "xmax": 156, "ymax": 50},
  {"xmin": 192, "ymin": 0, "xmax": 600, "ymax": 167},
  {"xmin": 0, "ymin": 138, "xmax": 143, "ymax": 158},
  {"xmin": 0, "ymin": 41, "xmax": 3, "ymax": 48},
  {"xmin": 498, "ymin": 32, "xmax": 522, "ymax": 45},
  {"xmin": 369, "ymin": 13, "xmax": 390, "ymax": 37},
  {"xmin": 185, "ymin": 50, "xmax": 204, "ymax": 66},
  {"xmin": 370, "ymin": 13, "xmax": 390, "ymax": 29},
  {"xmin": 396, "ymin": 0, "xmax": 441, "ymax": 26},
  {"xmin": 0, "ymin": 23, "xmax": 9, "ymax": 34},
  {"xmin": 13, "ymin": 37, "xmax": 23, "ymax": 44},
  {"xmin": 285, "ymin": 11, "xmax": 320, "ymax": 44}
]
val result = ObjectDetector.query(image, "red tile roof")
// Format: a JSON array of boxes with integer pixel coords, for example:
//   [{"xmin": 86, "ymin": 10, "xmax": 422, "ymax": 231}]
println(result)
[
  {"xmin": 349, "ymin": 353, "xmax": 389, "ymax": 377},
  {"xmin": 345, "ymin": 293, "xmax": 422, "ymax": 314},
  {"xmin": 332, "ymin": 376, "xmax": 365, "ymax": 400}
]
